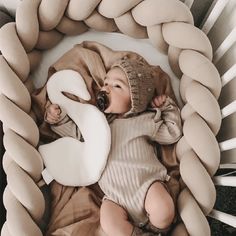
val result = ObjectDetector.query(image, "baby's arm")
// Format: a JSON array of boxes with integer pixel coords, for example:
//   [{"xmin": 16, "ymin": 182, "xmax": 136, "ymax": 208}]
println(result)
[
  {"xmin": 44, "ymin": 104, "xmax": 81, "ymax": 139},
  {"xmin": 45, "ymin": 104, "xmax": 63, "ymax": 124},
  {"xmin": 151, "ymin": 95, "xmax": 182, "ymax": 145}
]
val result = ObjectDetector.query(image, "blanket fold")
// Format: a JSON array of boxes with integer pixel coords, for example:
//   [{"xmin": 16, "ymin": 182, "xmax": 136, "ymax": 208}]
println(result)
[{"xmin": 31, "ymin": 41, "xmax": 180, "ymax": 235}]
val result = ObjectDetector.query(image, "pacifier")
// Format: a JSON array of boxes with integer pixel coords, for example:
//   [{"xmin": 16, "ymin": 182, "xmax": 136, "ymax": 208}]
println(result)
[{"xmin": 96, "ymin": 91, "xmax": 109, "ymax": 112}]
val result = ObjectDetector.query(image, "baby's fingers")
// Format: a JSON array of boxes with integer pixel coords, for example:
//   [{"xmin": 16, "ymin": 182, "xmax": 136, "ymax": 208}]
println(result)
[
  {"xmin": 50, "ymin": 104, "xmax": 60, "ymax": 109},
  {"xmin": 48, "ymin": 105, "xmax": 61, "ymax": 116},
  {"xmin": 160, "ymin": 95, "xmax": 167, "ymax": 104},
  {"xmin": 54, "ymin": 108, "xmax": 61, "ymax": 116},
  {"xmin": 46, "ymin": 113, "xmax": 60, "ymax": 124},
  {"xmin": 151, "ymin": 98, "xmax": 159, "ymax": 107},
  {"xmin": 153, "ymin": 97, "xmax": 162, "ymax": 107},
  {"xmin": 152, "ymin": 100, "xmax": 158, "ymax": 107},
  {"xmin": 151, "ymin": 95, "xmax": 167, "ymax": 107}
]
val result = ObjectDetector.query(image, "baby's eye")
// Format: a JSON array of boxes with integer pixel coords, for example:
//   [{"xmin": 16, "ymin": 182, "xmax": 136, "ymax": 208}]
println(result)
[
  {"xmin": 104, "ymin": 82, "xmax": 108, "ymax": 86},
  {"xmin": 114, "ymin": 84, "xmax": 121, "ymax": 88}
]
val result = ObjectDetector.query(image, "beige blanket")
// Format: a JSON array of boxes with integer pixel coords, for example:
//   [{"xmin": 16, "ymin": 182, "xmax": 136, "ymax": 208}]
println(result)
[{"xmin": 32, "ymin": 41, "xmax": 181, "ymax": 235}]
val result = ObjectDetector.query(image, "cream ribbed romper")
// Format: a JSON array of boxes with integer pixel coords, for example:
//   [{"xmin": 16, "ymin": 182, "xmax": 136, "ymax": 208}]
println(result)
[
  {"xmin": 49, "ymin": 97, "xmax": 182, "ymax": 225},
  {"xmin": 98, "ymin": 97, "xmax": 182, "ymax": 224}
]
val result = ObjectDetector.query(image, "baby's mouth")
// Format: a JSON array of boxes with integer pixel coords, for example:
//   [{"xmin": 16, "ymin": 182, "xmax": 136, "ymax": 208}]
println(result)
[{"xmin": 96, "ymin": 91, "xmax": 110, "ymax": 112}]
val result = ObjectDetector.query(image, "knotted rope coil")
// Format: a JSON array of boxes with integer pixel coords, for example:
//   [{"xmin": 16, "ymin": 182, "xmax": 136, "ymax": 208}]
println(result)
[{"xmin": 0, "ymin": 0, "xmax": 221, "ymax": 235}]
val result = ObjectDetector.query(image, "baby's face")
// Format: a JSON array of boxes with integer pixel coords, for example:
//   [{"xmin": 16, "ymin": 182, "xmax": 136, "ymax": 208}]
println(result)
[{"xmin": 101, "ymin": 67, "xmax": 131, "ymax": 114}]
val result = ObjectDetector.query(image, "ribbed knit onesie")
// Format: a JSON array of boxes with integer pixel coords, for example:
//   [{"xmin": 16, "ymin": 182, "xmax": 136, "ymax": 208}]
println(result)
[{"xmin": 49, "ymin": 97, "xmax": 182, "ymax": 225}]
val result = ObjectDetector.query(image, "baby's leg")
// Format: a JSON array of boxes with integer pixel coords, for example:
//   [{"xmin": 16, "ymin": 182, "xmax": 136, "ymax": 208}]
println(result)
[
  {"xmin": 145, "ymin": 181, "xmax": 175, "ymax": 230},
  {"xmin": 100, "ymin": 199, "xmax": 133, "ymax": 236}
]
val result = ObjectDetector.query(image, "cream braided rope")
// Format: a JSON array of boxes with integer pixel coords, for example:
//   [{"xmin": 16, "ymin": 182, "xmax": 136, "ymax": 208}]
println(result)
[{"xmin": 0, "ymin": 0, "xmax": 221, "ymax": 235}]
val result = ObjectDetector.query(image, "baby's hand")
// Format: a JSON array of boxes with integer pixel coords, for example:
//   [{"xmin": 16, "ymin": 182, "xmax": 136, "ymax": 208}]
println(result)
[
  {"xmin": 151, "ymin": 95, "xmax": 167, "ymax": 108},
  {"xmin": 45, "ymin": 104, "xmax": 61, "ymax": 124}
]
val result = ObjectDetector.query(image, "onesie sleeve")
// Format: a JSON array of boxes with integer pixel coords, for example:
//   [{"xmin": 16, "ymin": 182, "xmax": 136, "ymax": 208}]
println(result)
[
  {"xmin": 45, "ymin": 106, "xmax": 82, "ymax": 140},
  {"xmin": 50, "ymin": 117, "xmax": 82, "ymax": 140},
  {"xmin": 151, "ymin": 97, "xmax": 182, "ymax": 145}
]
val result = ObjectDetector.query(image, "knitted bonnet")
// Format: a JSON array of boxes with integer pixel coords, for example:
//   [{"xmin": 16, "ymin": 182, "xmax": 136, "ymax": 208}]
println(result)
[{"xmin": 111, "ymin": 56, "xmax": 155, "ymax": 115}]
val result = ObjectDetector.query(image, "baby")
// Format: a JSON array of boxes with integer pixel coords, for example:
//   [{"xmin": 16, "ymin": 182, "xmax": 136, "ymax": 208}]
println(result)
[{"xmin": 45, "ymin": 58, "xmax": 182, "ymax": 236}]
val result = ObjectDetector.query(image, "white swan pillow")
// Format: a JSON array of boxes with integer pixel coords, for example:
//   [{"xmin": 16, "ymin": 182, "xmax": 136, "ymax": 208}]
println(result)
[{"xmin": 38, "ymin": 70, "xmax": 111, "ymax": 186}]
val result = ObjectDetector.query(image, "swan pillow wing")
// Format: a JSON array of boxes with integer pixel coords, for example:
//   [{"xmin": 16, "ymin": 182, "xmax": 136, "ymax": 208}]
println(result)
[{"xmin": 38, "ymin": 70, "xmax": 111, "ymax": 186}]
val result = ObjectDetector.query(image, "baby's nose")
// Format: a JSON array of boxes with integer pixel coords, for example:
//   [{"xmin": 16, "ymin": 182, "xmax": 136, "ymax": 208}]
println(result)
[{"xmin": 101, "ymin": 85, "xmax": 111, "ymax": 93}]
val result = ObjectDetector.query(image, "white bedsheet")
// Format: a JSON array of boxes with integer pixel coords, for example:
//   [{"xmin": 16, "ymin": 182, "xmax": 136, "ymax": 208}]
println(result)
[{"xmin": 31, "ymin": 30, "xmax": 182, "ymax": 107}]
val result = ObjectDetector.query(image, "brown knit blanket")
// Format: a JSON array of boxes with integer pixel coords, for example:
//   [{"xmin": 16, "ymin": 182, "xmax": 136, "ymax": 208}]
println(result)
[{"xmin": 31, "ymin": 41, "xmax": 181, "ymax": 235}]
